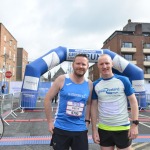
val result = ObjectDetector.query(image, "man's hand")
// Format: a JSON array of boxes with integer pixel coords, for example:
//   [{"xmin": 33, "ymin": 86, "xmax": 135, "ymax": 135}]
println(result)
[
  {"xmin": 92, "ymin": 129, "xmax": 100, "ymax": 144},
  {"xmin": 128, "ymin": 124, "xmax": 138, "ymax": 139},
  {"xmin": 48, "ymin": 122, "xmax": 54, "ymax": 134}
]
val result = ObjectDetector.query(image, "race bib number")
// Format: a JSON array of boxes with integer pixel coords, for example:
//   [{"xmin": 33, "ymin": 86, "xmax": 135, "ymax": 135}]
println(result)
[{"xmin": 66, "ymin": 101, "xmax": 84, "ymax": 117}]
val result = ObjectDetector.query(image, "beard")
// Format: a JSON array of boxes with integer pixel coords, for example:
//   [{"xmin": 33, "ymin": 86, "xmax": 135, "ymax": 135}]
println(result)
[{"xmin": 74, "ymin": 70, "xmax": 85, "ymax": 77}]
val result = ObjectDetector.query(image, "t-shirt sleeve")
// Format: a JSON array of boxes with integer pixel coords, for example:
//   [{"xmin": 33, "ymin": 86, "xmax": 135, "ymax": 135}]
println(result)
[
  {"xmin": 121, "ymin": 76, "xmax": 135, "ymax": 96},
  {"xmin": 92, "ymin": 81, "xmax": 98, "ymax": 100}
]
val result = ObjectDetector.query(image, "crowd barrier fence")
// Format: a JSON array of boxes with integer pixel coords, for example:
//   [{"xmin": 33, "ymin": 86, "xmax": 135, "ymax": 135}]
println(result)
[
  {"xmin": 0, "ymin": 93, "xmax": 18, "ymax": 125},
  {"xmin": 0, "ymin": 92, "xmax": 150, "ymax": 125}
]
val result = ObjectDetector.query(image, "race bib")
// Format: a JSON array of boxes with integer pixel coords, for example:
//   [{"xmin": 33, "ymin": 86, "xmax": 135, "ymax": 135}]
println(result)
[{"xmin": 66, "ymin": 101, "xmax": 84, "ymax": 117}]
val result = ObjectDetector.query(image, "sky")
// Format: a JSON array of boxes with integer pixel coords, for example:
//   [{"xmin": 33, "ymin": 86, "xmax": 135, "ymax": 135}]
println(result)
[{"xmin": 0, "ymin": 0, "xmax": 150, "ymax": 77}]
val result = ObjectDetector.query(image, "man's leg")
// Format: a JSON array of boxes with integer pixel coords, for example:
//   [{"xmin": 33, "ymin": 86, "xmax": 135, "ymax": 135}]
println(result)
[{"xmin": 71, "ymin": 130, "xmax": 88, "ymax": 150}]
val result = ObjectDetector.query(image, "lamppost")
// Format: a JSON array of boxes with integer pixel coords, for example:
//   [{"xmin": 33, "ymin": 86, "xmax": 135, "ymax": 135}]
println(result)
[{"xmin": 2, "ymin": 66, "xmax": 6, "ymax": 84}]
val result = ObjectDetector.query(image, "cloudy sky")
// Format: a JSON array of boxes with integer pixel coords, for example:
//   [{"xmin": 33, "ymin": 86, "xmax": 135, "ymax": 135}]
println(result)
[{"xmin": 0, "ymin": 0, "xmax": 150, "ymax": 76}]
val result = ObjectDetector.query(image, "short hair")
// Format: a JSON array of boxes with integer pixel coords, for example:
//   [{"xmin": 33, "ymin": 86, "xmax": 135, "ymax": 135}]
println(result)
[{"xmin": 74, "ymin": 53, "xmax": 88, "ymax": 60}]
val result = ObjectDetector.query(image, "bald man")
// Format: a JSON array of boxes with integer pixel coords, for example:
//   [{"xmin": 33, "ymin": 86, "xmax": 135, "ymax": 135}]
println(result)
[{"xmin": 91, "ymin": 54, "xmax": 139, "ymax": 150}]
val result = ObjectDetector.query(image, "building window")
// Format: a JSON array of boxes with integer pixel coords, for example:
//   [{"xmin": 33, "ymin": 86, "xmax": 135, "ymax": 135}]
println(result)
[
  {"xmin": 4, "ymin": 35, "xmax": 6, "ymax": 41},
  {"xmin": 143, "ymin": 43, "xmax": 150, "ymax": 49},
  {"xmin": 145, "ymin": 55, "xmax": 150, "ymax": 61},
  {"xmin": 122, "ymin": 54, "xmax": 133, "ymax": 61},
  {"xmin": 145, "ymin": 68, "xmax": 150, "ymax": 74},
  {"xmin": 9, "ymin": 40, "xmax": 12, "ymax": 46},
  {"xmin": 3, "ymin": 47, "xmax": 6, "ymax": 54},
  {"xmin": 143, "ymin": 34, "xmax": 149, "ymax": 37},
  {"xmin": 122, "ymin": 42, "xmax": 133, "ymax": 48}
]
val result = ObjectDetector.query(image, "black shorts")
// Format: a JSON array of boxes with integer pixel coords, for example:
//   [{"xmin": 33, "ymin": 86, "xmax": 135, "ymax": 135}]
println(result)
[
  {"xmin": 50, "ymin": 127, "xmax": 88, "ymax": 150},
  {"xmin": 98, "ymin": 128, "xmax": 132, "ymax": 149}
]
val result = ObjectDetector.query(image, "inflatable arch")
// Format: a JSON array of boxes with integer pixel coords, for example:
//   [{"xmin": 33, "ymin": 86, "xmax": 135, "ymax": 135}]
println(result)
[{"xmin": 21, "ymin": 46, "xmax": 146, "ymax": 108}]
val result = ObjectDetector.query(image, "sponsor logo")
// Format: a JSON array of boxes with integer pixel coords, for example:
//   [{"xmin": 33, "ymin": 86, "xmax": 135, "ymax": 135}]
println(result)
[
  {"xmin": 66, "ymin": 83, "xmax": 72, "ymax": 86},
  {"xmin": 53, "ymin": 142, "xmax": 56, "ymax": 145},
  {"xmin": 98, "ymin": 88, "xmax": 119, "ymax": 94}
]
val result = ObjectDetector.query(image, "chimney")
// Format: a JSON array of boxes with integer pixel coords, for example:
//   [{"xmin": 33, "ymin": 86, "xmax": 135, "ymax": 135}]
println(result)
[
  {"xmin": 128, "ymin": 19, "xmax": 131, "ymax": 23},
  {"xmin": 135, "ymin": 24, "xmax": 142, "ymax": 35}
]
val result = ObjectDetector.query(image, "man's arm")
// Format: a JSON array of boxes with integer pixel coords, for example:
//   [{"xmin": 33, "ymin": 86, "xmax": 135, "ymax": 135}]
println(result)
[
  {"xmin": 44, "ymin": 75, "xmax": 64, "ymax": 134},
  {"xmin": 85, "ymin": 80, "xmax": 93, "ymax": 127},
  {"xmin": 128, "ymin": 94, "xmax": 139, "ymax": 139},
  {"xmin": 91, "ymin": 99, "xmax": 100, "ymax": 144}
]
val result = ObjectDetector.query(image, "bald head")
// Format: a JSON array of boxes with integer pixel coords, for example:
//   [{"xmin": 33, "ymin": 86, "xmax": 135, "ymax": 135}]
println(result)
[
  {"xmin": 97, "ymin": 54, "xmax": 113, "ymax": 79},
  {"xmin": 98, "ymin": 54, "xmax": 112, "ymax": 63}
]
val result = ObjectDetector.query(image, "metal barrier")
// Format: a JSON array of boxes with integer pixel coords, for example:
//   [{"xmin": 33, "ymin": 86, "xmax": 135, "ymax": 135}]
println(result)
[
  {"xmin": 135, "ymin": 93, "xmax": 142, "ymax": 110},
  {"xmin": 0, "ymin": 92, "xmax": 150, "ymax": 126},
  {"xmin": 10, "ymin": 92, "xmax": 150, "ymax": 111},
  {"xmin": 0, "ymin": 91, "xmax": 50, "ymax": 125},
  {"xmin": 133, "ymin": 93, "xmax": 150, "ymax": 110},
  {"xmin": 20, "ymin": 92, "xmax": 48, "ymax": 110},
  {"xmin": 12, "ymin": 92, "xmax": 22, "ymax": 111},
  {"xmin": 146, "ymin": 93, "xmax": 150, "ymax": 109},
  {"xmin": 0, "ymin": 92, "xmax": 22, "ymax": 125},
  {"xmin": 0, "ymin": 94, "xmax": 16, "ymax": 125},
  {"xmin": 17, "ymin": 91, "xmax": 58, "ymax": 113}
]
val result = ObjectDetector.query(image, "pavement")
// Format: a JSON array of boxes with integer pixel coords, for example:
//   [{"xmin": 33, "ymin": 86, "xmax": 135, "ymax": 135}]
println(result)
[{"xmin": 0, "ymin": 102, "xmax": 150, "ymax": 150}]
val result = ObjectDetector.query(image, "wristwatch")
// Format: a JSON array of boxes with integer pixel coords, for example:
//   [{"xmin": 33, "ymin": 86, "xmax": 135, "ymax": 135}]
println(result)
[
  {"xmin": 85, "ymin": 120, "xmax": 90, "ymax": 124},
  {"xmin": 132, "ymin": 120, "xmax": 139, "ymax": 125}
]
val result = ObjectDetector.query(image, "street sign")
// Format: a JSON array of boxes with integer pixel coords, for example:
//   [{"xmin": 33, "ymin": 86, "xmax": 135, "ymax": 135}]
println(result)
[{"xmin": 5, "ymin": 71, "xmax": 12, "ymax": 78}]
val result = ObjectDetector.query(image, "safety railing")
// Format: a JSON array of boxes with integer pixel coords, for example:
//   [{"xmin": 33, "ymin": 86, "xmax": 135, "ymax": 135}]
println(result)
[
  {"xmin": 146, "ymin": 93, "xmax": 150, "ymax": 108},
  {"xmin": 20, "ymin": 91, "xmax": 57, "ymax": 112},
  {"xmin": 0, "ymin": 92, "xmax": 150, "ymax": 126},
  {"xmin": 20, "ymin": 92, "xmax": 46, "ymax": 110},
  {"xmin": 12, "ymin": 92, "xmax": 21, "ymax": 112},
  {"xmin": 0, "ymin": 94, "xmax": 17, "ymax": 125},
  {"xmin": 0, "ymin": 91, "xmax": 57, "ymax": 125},
  {"xmin": 128, "ymin": 93, "xmax": 150, "ymax": 110}
]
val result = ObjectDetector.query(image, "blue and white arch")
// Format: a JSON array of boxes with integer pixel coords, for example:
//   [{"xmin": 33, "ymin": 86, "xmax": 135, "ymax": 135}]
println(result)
[{"xmin": 21, "ymin": 46, "xmax": 146, "ymax": 108}]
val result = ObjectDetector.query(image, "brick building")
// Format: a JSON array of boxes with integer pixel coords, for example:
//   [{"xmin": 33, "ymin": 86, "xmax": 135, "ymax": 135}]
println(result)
[
  {"xmin": 16, "ymin": 48, "xmax": 28, "ymax": 81},
  {"xmin": 89, "ymin": 19, "xmax": 150, "ymax": 83},
  {"xmin": 0, "ymin": 23, "xmax": 28, "ymax": 82},
  {"xmin": 0, "ymin": 23, "xmax": 17, "ymax": 82}
]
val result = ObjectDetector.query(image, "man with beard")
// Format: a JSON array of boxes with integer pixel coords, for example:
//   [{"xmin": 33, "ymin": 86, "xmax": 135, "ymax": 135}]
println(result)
[{"xmin": 44, "ymin": 54, "xmax": 93, "ymax": 150}]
